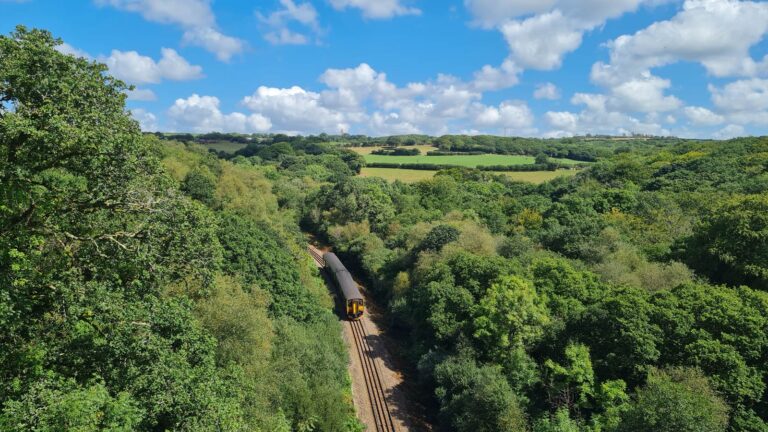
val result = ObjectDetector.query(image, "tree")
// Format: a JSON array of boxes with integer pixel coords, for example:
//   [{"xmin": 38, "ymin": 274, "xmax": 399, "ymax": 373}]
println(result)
[
  {"xmin": 181, "ymin": 166, "xmax": 218, "ymax": 207},
  {"xmin": 0, "ymin": 26, "xmax": 153, "ymax": 235},
  {"xmin": 473, "ymin": 276, "xmax": 550, "ymax": 360},
  {"xmin": 618, "ymin": 367, "xmax": 729, "ymax": 432},
  {"xmin": 418, "ymin": 224, "xmax": 460, "ymax": 252},
  {"xmin": 684, "ymin": 195, "xmax": 768, "ymax": 289},
  {"xmin": 543, "ymin": 343, "xmax": 595, "ymax": 412},
  {"xmin": 434, "ymin": 356, "xmax": 528, "ymax": 432},
  {"xmin": 532, "ymin": 408, "xmax": 582, "ymax": 432},
  {"xmin": 0, "ymin": 379, "xmax": 142, "ymax": 432}
]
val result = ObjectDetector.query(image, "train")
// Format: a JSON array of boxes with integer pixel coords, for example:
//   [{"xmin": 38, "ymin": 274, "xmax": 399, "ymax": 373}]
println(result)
[{"xmin": 323, "ymin": 252, "xmax": 365, "ymax": 320}]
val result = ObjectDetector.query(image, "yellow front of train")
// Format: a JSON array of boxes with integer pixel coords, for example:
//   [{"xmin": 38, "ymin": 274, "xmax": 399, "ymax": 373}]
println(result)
[{"xmin": 347, "ymin": 299, "xmax": 365, "ymax": 320}]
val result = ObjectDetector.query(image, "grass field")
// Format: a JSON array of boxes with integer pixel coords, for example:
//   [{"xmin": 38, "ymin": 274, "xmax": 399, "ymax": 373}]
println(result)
[
  {"xmin": 360, "ymin": 167, "xmax": 580, "ymax": 184},
  {"xmin": 350, "ymin": 146, "xmax": 583, "ymax": 167},
  {"xmin": 203, "ymin": 142, "xmax": 248, "ymax": 154}
]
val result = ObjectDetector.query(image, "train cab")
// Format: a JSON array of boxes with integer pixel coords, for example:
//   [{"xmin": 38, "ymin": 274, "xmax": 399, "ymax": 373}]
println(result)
[{"xmin": 346, "ymin": 298, "xmax": 365, "ymax": 320}]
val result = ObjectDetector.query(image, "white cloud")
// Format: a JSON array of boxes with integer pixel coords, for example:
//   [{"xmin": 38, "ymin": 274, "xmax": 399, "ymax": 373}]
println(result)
[
  {"xmin": 708, "ymin": 78, "xmax": 768, "ymax": 126},
  {"xmin": 713, "ymin": 123, "xmax": 746, "ymax": 139},
  {"xmin": 683, "ymin": 106, "xmax": 724, "ymax": 126},
  {"xmin": 258, "ymin": 0, "xmax": 320, "ymax": 45},
  {"xmin": 242, "ymin": 86, "xmax": 350, "ymax": 134},
  {"xmin": 96, "ymin": 0, "xmax": 214, "ymax": 27},
  {"xmin": 100, "ymin": 48, "xmax": 203, "ymax": 84},
  {"xmin": 534, "ymin": 82, "xmax": 560, "ymax": 100},
  {"xmin": 126, "ymin": 88, "xmax": 157, "ymax": 101},
  {"xmin": 499, "ymin": 10, "xmax": 583, "ymax": 70},
  {"xmin": 472, "ymin": 59, "xmax": 521, "ymax": 91},
  {"xmin": 264, "ymin": 29, "xmax": 309, "ymax": 45},
  {"xmin": 96, "ymin": 0, "xmax": 245, "ymax": 61},
  {"xmin": 168, "ymin": 94, "xmax": 272, "ymax": 133},
  {"xmin": 131, "ymin": 108, "xmax": 158, "ymax": 131},
  {"xmin": 575, "ymin": 0, "xmax": 768, "ymax": 138},
  {"xmin": 608, "ymin": 73, "xmax": 681, "ymax": 113},
  {"xmin": 466, "ymin": 0, "xmax": 668, "ymax": 70},
  {"xmin": 545, "ymin": 111, "xmax": 579, "ymax": 131},
  {"xmin": 55, "ymin": 42, "xmax": 92, "ymax": 59},
  {"xmin": 596, "ymin": 0, "xmax": 768, "ymax": 82},
  {"xmin": 329, "ymin": 0, "xmax": 420, "ymax": 19},
  {"xmin": 473, "ymin": 100, "xmax": 534, "ymax": 130},
  {"xmin": 710, "ymin": 78, "xmax": 768, "ymax": 112},
  {"xmin": 181, "ymin": 28, "xmax": 246, "ymax": 62},
  {"xmin": 156, "ymin": 63, "xmax": 528, "ymax": 136},
  {"xmin": 542, "ymin": 91, "xmax": 672, "ymax": 137},
  {"xmin": 369, "ymin": 112, "xmax": 420, "ymax": 135}
]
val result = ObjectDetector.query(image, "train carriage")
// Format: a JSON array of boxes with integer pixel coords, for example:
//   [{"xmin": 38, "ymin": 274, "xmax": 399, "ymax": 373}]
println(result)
[{"xmin": 323, "ymin": 252, "xmax": 365, "ymax": 320}]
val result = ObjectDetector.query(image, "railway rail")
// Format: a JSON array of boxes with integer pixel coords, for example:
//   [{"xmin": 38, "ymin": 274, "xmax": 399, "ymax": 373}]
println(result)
[
  {"xmin": 307, "ymin": 246, "xmax": 397, "ymax": 432},
  {"xmin": 350, "ymin": 318, "xmax": 397, "ymax": 432}
]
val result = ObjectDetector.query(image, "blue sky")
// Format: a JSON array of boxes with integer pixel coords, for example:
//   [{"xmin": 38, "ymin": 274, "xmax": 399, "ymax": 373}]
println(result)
[{"xmin": 2, "ymin": 0, "xmax": 768, "ymax": 138}]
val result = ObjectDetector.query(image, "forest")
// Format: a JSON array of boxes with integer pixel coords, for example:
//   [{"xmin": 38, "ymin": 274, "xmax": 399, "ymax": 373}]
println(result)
[
  {"xmin": 0, "ymin": 27, "xmax": 358, "ymax": 431},
  {"xmin": 3, "ymin": 26, "xmax": 768, "ymax": 432},
  {"xmin": 222, "ymin": 109, "xmax": 768, "ymax": 430}
]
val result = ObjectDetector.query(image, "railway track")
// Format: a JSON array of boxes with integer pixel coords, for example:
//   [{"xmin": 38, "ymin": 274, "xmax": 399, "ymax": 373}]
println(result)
[
  {"xmin": 308, "ymin": 246, "xmax": 324, "ymax": 267},
  {"xmin": 350, "ymin": 318, "xmax": 397, "ymax": 432},
  {"xmin": 307, "ymin": 245, "xmax": 397, "ymax": 432}
]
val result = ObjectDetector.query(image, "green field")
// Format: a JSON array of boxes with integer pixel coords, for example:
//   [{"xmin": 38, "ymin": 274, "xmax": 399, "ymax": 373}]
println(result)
[
  {"xmin": 360, "ymin": 153, "xmax": 584, "ymax": 167},
  {"xmin": 360, "ymin": 167, "xmax": 580, "ymax": 184},
  {"xmin": 203, "ymin": 141, "xmax": 248, "ymax": 154}
]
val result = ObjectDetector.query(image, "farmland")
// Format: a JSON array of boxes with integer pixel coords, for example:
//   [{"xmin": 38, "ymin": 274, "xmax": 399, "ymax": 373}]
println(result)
[
  {"xmin": 349, "ymin": 146, "xmax": 585, "ymax": 167},
  {"xmin": 203, "ymin": 141, "xmax": 248, "ymax": 154},
  {"xmin": 360, "ymin": 167, "xmax": 581, "ymax": 183}
]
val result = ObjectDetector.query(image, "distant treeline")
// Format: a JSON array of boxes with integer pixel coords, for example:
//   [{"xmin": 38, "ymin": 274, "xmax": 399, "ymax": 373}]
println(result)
[
  {"xmin": 371, "ymin": 147, "xmax": 421, "ymax": 156},
  {"xmin": 149, "ymin": 132, "xmax": 683, "ymax": 163}
]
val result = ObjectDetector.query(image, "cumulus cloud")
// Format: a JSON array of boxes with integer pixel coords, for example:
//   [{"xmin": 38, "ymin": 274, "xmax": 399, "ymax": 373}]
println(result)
[
  {"xmin": 545, "ymin": 111, "xmax": 579, "ymax": 131},
  {"xmin": 181, "ymin": 28, "xmax": 246, "ymax": 61},
  {"xmin": 534, "ymin": 82, "xmax": 560, "ymax": 100},
  {"xmin": 472, "ymin": 59, "xmax": 521, "ymax": 91},
  {"xmin": 258, "ymin": 0, "xmax": 320, "ymax": 45},
  {"xmin": 580, "ymin": 0, "xmax": 768, "ymax": 134},
  {"xmin": 160, "ymin": 63, "xmax": 532, "ymax": 136},
  {"xmin": 709, "ymin": 78, "xmax": 768, "ymax": 126},
  {"xmin": 710, "ymin": 78, "xmax": 768, "ymax": 112},
  {"xmin": 126, "ymin": 88, "xmax": 157, "ymax": 101},
  {"xmin": 607, "ymin": 73, "xmax": 681, "ymax": 113},
  {"xmin": 168, "ymin": 94, "xmax": 272, "ymax": 133},
  {"xmin": 474, "ymin": 100, "xmax": 534, "ymax": 130},
  {"xmin": 542, "ymin": 92, "xmax": 672, "ymax": 137},
  {"xmin": 499, "ymin": 10, "xmax": 583, "ymax": 70},
  {"xmin": 714, "ymin": 123, "xmax": 746, "ymax": 139},
  {"xmin": 96, "ymin": 0, "xmax": 245, "ymax": 61},
  {"xmin": 242, "ymin": 86, "xmax": 350, "ymax": 134},
  {"xmin": 466, "ymin": 0, "xmax": 669, "ymax": 70},
  {"xmin": 329, "ymin": 0, "xmax": 420, "ymax": 19},
  {"xmin": 100, "ymin": 48, "xmax": 203, "ymax": 84},
  {"xmin": 131, "ymin": 108, "xmax": 158, "ymax": 131},
  {"xmin": 55, "ymin": 42, "xmax": 92, "ymax": 59},
  {"xmin": 684, "ymin": 106, "xmax": 724, "ymax": 126},
  {"xmin": 595, "ymin": 0, "xmax": 768, "ymax": 82}
]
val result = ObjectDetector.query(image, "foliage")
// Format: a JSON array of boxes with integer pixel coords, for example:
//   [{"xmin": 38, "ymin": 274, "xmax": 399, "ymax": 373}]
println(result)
[
  {"xmin": 617, "ymin": 367, "xmax": 729, "ymax": 432},
  {"xmin": 0, "ymin": 27, "xmax": 354, "ymax": 431},
  {"xmin": 684, "ymin": 194, "xmax": 768, "ymax": 289}
]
